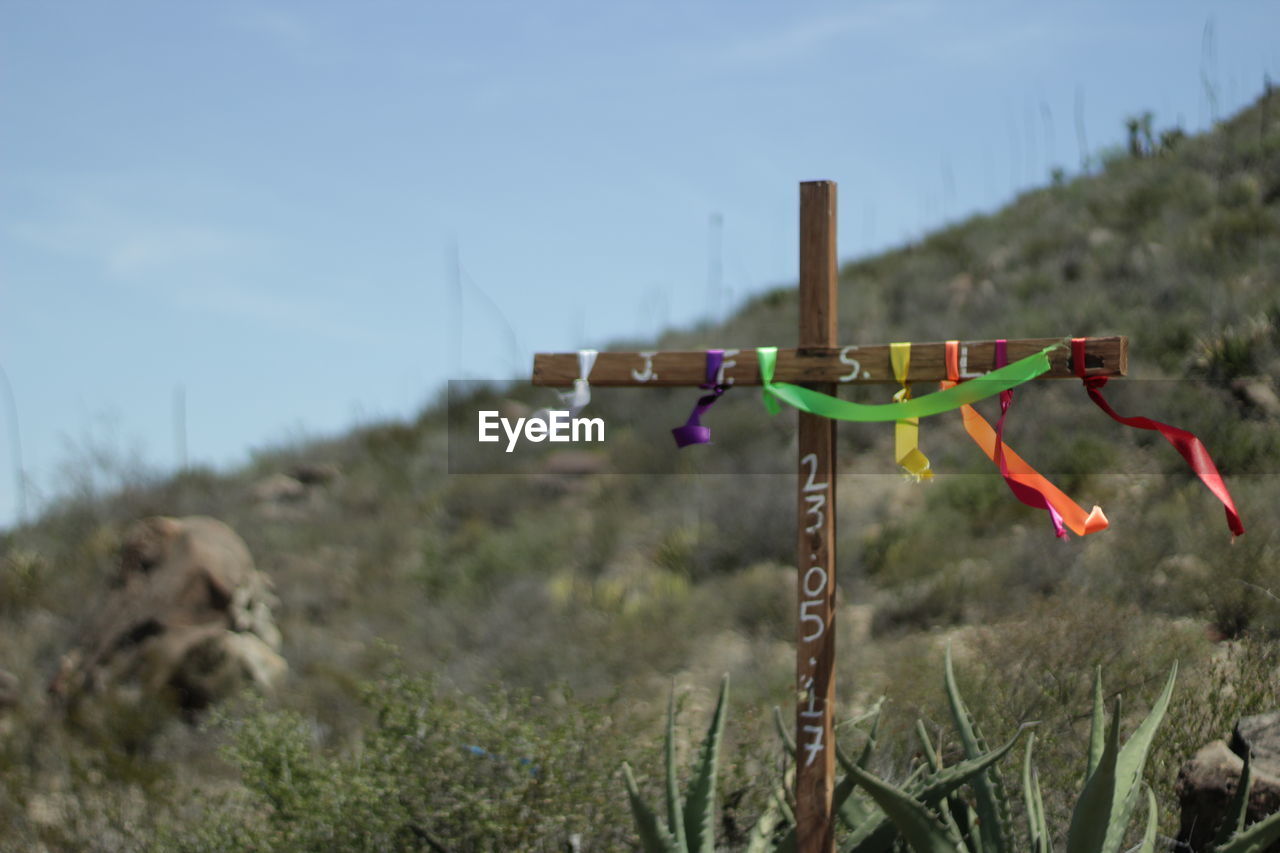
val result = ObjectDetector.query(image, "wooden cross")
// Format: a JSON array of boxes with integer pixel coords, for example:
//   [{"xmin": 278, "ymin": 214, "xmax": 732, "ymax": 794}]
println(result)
[{"xmin": 531, "ymin": 181, "xmax": 1127, "ymax": 853}]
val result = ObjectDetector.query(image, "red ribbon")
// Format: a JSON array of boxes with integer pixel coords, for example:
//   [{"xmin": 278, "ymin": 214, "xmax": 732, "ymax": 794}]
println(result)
[{"xmin": 1071, "ymin": 337, "xmax": 1244, "ymax": 537}]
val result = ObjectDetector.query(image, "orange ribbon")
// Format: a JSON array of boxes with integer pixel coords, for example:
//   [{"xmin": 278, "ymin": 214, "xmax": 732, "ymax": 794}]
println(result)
[{"xmin": 944, "ymin": 340, "xmax": 1108, "ymax": 538}]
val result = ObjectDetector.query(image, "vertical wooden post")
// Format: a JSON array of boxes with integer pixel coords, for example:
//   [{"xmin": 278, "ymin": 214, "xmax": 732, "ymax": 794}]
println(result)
[{"xmin": 796, "ymin": 180, "xmax": 838, "ymax": 853}]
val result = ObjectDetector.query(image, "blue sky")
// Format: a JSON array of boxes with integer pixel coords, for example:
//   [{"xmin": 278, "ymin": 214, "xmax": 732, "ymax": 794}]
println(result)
[{"xmin": 1, "ymin": 1, "xmax": 1277, "ymax": 527}]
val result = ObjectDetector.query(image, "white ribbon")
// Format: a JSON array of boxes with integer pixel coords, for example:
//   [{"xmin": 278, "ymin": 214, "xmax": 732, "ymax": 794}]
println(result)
[{"xmin": 532, "ymin": 349, "xmax": 597, "ymax": 423}]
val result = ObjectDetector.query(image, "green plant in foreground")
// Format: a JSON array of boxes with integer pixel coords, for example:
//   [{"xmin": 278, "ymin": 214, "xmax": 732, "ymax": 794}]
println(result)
[
  {"xmin": 845, "ymin": 650, "xmax": 1280, "ymax": 852},
  {"xmin": 766, "ymin": 701, "xmax": 1027, "ymax": 851},
  {"xmin": 623, "ymin": 675, "xmax": 790, "ymax": 853},
  {"xmin": 626, "ymin": 651, "xmax": 1280, "ymax": 852},
  {"xmin": 622, "ymin": 671, "xmax": 1031, "ymax": 853}
]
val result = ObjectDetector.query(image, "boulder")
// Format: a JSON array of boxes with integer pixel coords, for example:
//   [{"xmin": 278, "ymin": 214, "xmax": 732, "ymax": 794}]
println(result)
[
  {"xmin": 1176, "ymin": 739, "xmax": 1280, "ymax": 851},
  {"xmin": 1235, "ymin": 712, "xmax": 1280, "ymax": 779},
  {"xmin": 49, "ymin": 516, "xmax": 285, "ymax": 714},
  {"xmin": 251, "ymin": 473, "xmax": 307, "ymax": 503}
]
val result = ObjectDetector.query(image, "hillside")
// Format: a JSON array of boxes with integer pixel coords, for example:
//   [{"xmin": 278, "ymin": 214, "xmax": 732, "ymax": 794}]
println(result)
[{"xmin": 2, "ymin": 89, "xmax": 1280, "ymax": 850}]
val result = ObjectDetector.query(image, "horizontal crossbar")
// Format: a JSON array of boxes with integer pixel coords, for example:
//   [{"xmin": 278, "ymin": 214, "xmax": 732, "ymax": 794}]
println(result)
[{"xmin": 531, "ymin": 336, "xmax": 1126, "ymax": 387}]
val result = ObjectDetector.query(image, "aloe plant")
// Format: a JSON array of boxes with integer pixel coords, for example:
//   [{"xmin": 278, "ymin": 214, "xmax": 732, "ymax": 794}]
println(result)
[
  {"xmin": 843, "ymin": 657, "xmax": 1178, "ymax": 852},
  {"xmin": 767, "ymin": 690, "xmax": 1029, "ymax": 852},
  {"xmin": 622, "ymin": 675, "xmax": 739, "ymax": 853},
  {"xmin": 624, "ymin": 659, "xmax": 1280, "ymax": 852},
  {"xmin": 857, "ymin": 655, "xmax": 1280, "ymax": 852}
]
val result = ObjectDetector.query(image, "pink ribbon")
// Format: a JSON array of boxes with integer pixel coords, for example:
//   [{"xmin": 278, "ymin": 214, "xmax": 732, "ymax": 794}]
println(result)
[{"xmin": 991, "ymin": 340, "xmax": 1068, "ymax": 538}]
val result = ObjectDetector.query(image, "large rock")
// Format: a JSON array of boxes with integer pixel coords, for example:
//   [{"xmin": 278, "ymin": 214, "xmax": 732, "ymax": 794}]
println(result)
[
  {"xmin": 1176, "ymin": 740, "xmax": 1280, "ymax": 851},
  {"xmin": 49, "ymin": 516, "xmax": 285, "ymax": 714},
  {"xmin": 1235, "ymin": 711, "xmax": 1280, "ymax": 777},
  {"xmin": 251, "ymin": 473, "xmax": 308, "ymax": 504}
]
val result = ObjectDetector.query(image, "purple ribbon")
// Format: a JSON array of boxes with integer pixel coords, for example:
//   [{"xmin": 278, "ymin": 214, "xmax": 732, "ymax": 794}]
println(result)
[{"xmin": 672, "ymin": 350, "xmax": 729, "ymax": 448}]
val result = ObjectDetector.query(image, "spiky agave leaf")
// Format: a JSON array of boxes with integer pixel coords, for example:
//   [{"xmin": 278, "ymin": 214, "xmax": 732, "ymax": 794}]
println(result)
[
  {"xmin": 1066, "ymin": 697, "xmax": 1121, "ymax": 853},
  {"xmin": 778, "ymin": 764, "xmax": 796, "ymax": 826},
  {"xmin": 769, "ymin": 764, "xmax": 799, "ymax": 853},
  {"xmin": 959, "ymin": 801, "xmax": 983, "ymax": 853},
  {"xmin": 1214, "ymin": 747, "xmax": 1253, "ymax": 847},
  {"xmin": 624, "ymin": 762, "xmax": 682, "ymax": 853},
  {"xmin": 1135, "ymin": 785, "xmax": 1159, "ymax": 853},
  {"xmin": 916, "ymin": 720, "xmax": 943, "ymax": 774},
  {"xmin": 837, "ymin": 726, "xmax": 1028, "ymax": 853},
  {"xmin": 944, "ymin": 645, "xmax": 1012, "ymax": 853},
  {"xmin": 841, "ymin": 766, "xmax": 937, "ymax": 853},
  {"xmin": 843, "ymin": 762, "xmax": 965, "ymax": 853},
  {"xmin": 744, "ymin": 783, "xmax": 787, "ymax": 853},
  {"xmin": 776, "ymin": 704, "xmax": 886, "ymax": 848},
  {"xmin": 774, "ymin": 697, "xmax": 888, "ymax": 840},
  {"xmin": 683, "ymin": 674, "xmax": 729, "ymax": 853},
  {"xmin": 834, "ymin": 744, "xmax": 878, "ymax": 829},
  {"xmin": 1210, "ymin": 746, "xmax": 1280, "ymax": 853},
  {"xmin": 665, "ymin": 687, "xmax": 688, "ymax": 850},
  {"xmin": 937, "ymin": 796, "xmax": 968, "ymax": 851},
  {"xmin": 834, "ymin": 707, "xmax": 886, "ymax": 830},
  {"xmin": 1214, "ymin": 808, "xmax": 1280, "ymax": 852},
  {"xmin": 1100, "ymin": 663, "xmax": 1177, "ymax": 853},
  {"xmin": 774, "ymin": 704, "xmax": 797, "ymax": 757},
  {"xmin": 829, "ymin": 708, "xmax": 887, "ymax": 833},
  {"xmin": 856, "ymin": 705, "xmax": 883, "ymax": 770},
  {"xmin": 1086, "ymin": 667, "xmax": 1105, "ymax": 784},
  {"xmin": 1023, "ymin": 733, "xmax": 1051, "ymax": 853},
  {"xmin": 921, "ymin": 722, "xmax": 1029, "ymax": 850},
  {"xmin": 909, "ymin": 722, "xmax": 968, "ymax": 848}
]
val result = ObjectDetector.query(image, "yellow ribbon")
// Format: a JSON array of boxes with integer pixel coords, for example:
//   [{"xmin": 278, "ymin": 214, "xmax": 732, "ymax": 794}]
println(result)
[{"xmin": 890, "ymin": 342, "xmax": 933, "ymax": 481}]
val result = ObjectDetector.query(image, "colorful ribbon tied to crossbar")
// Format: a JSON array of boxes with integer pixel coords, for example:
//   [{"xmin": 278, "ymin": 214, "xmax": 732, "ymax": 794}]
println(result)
[
  {"xmin": 756, "ymin": 342, "xmax": 1058, "ymax": 421},
  {"xmin": 890, "ymin": 342, "xmax": 932, "ymax": 481},
  {"xmin": 944, "ymin": 340, "xmax": 1108, "ymax": 539},
  {"xmin": 531, "ymin": 349, "xmax": 598, "ymax": 425},
  {"xmin": 673, "ymin": 350, "xmax": 731, "ymax": 448},
  {"xmin": 1071, "ymin": 337, "xmax": 1243, "ymax": 537}
]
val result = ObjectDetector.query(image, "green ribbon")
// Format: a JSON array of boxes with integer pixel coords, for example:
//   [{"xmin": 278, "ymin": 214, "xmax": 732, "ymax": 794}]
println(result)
[{"xmin": 758, "ymin": 342, "xmax": 1060, "ymax": 422}]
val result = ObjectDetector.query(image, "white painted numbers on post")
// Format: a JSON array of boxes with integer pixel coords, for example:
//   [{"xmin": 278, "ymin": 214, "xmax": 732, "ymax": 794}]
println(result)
[
  {"xmin": 799, "ymin": 676, "xmax": 826, "ymax": 767},
  {"xmin": 799, "ymin": 566, "xmax": 827, "ymax": 642},
  {"xmin": 798, "ymin": 452, "xmax": 830, "ymax": 645},
  {"xmin": 801, "ymin": 453, "xmax": 828, "ymax": 535},
  {"xmin": 798, "ymin": 449, "xmax": 831, "ymax": 768}
]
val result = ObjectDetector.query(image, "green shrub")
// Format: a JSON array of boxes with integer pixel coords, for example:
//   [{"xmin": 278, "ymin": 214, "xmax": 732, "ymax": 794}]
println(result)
[{"xmin": 159, "ymin": 666, "xmax": 639, "ymax": 852}]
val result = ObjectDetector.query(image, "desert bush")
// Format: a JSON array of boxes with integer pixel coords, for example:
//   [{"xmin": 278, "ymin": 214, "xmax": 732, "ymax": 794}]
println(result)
[{"xmin": 158, "ymin": 665, "xmax": 640, "ymax": 852}]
